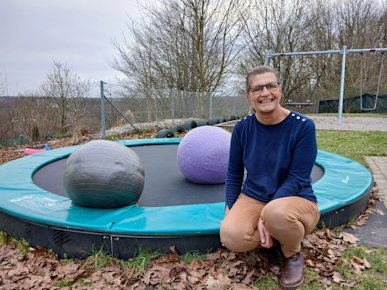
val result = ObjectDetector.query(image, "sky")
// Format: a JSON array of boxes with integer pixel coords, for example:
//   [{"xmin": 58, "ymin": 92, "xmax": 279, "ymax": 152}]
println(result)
[{"xmin": 0, "ymin": 0, "xmax": 142, "ymax": 96}]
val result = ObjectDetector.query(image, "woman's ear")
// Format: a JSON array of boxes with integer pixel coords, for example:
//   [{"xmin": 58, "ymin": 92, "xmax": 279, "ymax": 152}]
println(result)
[{"xmin": 244, "ymin": 91, "xmax": 251, "ymax": 107}]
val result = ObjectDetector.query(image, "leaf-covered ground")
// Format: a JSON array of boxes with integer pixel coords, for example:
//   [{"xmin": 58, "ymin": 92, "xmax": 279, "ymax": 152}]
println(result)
[
  {"xmin": 0, "ymin": 132, "xmax": 386, "ymax": 289},
  {"xmin": 1, "ymin": 199, "xmax": 385, "ymax": 290}
]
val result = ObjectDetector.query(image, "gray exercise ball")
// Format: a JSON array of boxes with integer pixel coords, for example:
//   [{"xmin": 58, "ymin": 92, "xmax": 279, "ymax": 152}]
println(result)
[{"xmin": 63, "ymin": 140, "xmax": 145, "ymax": 208}]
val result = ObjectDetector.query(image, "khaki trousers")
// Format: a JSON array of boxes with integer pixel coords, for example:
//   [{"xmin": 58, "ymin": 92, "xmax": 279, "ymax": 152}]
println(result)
[{"xmin": 220, "ymin": 194, "xmax": 320, "ymax": 257}]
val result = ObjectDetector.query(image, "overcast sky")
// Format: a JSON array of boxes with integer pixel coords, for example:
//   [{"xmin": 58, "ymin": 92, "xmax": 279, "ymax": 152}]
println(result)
[{"xmin": 0, "ymin": 0, "xmax": 142, "ymax": 96}]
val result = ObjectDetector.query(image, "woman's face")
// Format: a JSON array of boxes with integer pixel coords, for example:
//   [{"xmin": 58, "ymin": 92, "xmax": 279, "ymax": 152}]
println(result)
[{"xmin": 246, "ymin": 72, "xmax": 282, "ymax": 115}]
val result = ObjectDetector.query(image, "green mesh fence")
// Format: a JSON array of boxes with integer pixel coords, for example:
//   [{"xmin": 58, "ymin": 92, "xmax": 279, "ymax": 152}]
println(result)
[{"xmin": 318, "ymin": 94, "xmax": 387, "ymax": 114}]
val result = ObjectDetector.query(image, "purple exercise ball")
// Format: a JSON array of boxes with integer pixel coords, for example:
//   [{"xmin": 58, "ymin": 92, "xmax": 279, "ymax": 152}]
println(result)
[{"xmin": 177, "ymin": 126, "xmax": 232, "ymax": 184}]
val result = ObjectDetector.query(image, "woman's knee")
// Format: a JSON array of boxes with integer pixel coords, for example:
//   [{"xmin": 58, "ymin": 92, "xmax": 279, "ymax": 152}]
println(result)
[
  {"xmin": 262, "ymin": 200, "xmax": 290, "ymax": 220},
  {"xmin": 262, "ymin": 197, "xmax": 320, "ymax": 233},
  {"xmin": 261, "ymin": 201, "xmax": 296, "ymax": 232},
  {"xmin": 220, "ymin": 218, "xmax": 246, "ymax": 245},
  {"xmin": 220, "ymin": 219, "xmax": 259, "ymax": 252}
]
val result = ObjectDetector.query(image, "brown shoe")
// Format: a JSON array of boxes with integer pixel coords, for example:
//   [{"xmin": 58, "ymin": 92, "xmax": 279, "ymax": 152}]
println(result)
[{"xmin": 279, "ymin": 252, "xmax": 304, "ymax": 289}]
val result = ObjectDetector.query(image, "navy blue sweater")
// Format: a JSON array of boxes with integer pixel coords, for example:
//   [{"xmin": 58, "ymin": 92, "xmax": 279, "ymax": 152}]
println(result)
[{"xmin": 225, "ymin": 112, "xmax": 317, "ymax": 209}]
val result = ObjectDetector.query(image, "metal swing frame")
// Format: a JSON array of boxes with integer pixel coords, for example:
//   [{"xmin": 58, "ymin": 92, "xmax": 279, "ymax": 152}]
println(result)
[{"xmin": 265, "ymin": 46, "xmax": 387, "ymax": 123}]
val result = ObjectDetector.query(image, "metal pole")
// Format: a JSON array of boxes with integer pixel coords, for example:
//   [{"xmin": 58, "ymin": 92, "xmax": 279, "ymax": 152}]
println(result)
[
  {"xmin": 100, "ymin": 81, "xmax": 106, "ymax": 139},
  {"xmin": 316, "ymin": 99, "xmax": 320, "ymax": 114},
  {"xmin": 233, "ymin": 96, "xmax": 236, "ymax": 116},
  {"xmin": 209, "ymin": 92, "xmax": 213, "ymax": 121},
  {"xmin": 269, "ymin": 47, "xmax": 387, "ymax": 57},
  {"xmin": 338, "ymin": 46, "xmax": 347, "ymax": 123},
  {"xmin": 171, "ymin": 89, "xmax": 175, "ymax": 125},
  {"xmin": 264, "ymin": 50, "xmax": 272, "ymax": 65}
]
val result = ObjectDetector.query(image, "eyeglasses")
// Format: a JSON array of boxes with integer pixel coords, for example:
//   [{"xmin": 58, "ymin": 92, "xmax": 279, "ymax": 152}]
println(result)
[{"xmin": 249, "ymin": 82, "xmax": 280, "ymax": 96}]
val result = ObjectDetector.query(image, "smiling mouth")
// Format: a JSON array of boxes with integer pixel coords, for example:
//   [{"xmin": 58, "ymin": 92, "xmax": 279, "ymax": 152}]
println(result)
[{"xmin": 259, "ymin": 99, "xmax": 273, "ymax": 104}]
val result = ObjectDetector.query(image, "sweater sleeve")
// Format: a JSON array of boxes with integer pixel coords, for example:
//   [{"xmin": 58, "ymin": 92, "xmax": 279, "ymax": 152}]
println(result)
[
  {"xmin": 225, "ymin": 124, "xmax": 245, "ymax": 209},
  {"xmin": 272, "ymin": 119, "xmax": 317, "ymax": 200}
]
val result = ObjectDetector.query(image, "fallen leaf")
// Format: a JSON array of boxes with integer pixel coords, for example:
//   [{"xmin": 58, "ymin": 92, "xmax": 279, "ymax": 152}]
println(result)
[
  {"xmin": 327, "ymin": 249, "xmax": 336, "ymax": 259},
  {"xmin": 363, "ymin": 257, "xmax": 371, "ymax": 269},
  {"xmin": 324, "ymin": 228, "xmax": 332, "ymax": 239},
  {"xmin": 241, "ymin": 269, "xmax": 255, "ymax": 284},
  {"xmin": 341, "ymin": 280, "xmax": 357, "ymax": 287},
  {"xmin": 204, "ymin": 273, "xmax": 232, "ymax": 290},
  {"xmin": 373, "ymin": 209, "xmax": 385, "ymax": 215},
  {"xmin": 321, "ymin": 277, "xmax": 332, "ymax": 287},
  {"xmin": 350, "ymin": 261, "xmax": 364, "ymax": 274},
  {"xmin": 332, "ymin": 271, "xmax": 342, "ymax": 283},
  {"xmin": 302, "ymin": 238, "xmax": 315, "ymax": 249},
  {"xmin": 351, "ymin": 255, "xmax": 365, "ymax": 265},
  {"xmin": 339, "ymin": 232, "xmax": 358, "ymax": 244}
]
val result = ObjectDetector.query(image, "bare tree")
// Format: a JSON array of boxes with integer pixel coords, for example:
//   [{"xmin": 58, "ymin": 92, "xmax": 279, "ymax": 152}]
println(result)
[
  {"xmin": 0, "ymin": 74, "xmax": 4, "ymax": 96},
  {"xmin": 0, "ymin": 98, "xmax": 17, "ymax": 141},
  {"xmin": 0, "ymin": 72, "xmax": 7, "ymax": 96},
  {"xmin": 113, "ymin": 0, "xmax": 250, "ymax": 93},
  {"xmin": 303, "ymin": 0, "xmax": 387, "ymax": 105},
  {"xmin": 240, "ymin": 0, "xmax": 318, "ymax": 102},
  {"xmin": 41, "ymin": 61, "xmax": 90, "ymax": 133},
  {"xmin": 240, "ymin": 0, "xmax": 386, "ymax": 112},
  {"xmin": 12, "ymin": 94, "xmax": 43, "ymax": 141}
]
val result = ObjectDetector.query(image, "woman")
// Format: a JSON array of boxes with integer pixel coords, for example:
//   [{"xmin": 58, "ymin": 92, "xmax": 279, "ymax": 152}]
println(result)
[{"xmin": 220, "ymin": 65, "xmax": 320, "ymax": 289}]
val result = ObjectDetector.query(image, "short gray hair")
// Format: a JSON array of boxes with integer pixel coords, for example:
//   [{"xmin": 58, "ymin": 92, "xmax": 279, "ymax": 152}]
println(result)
[{"xmin": 245, "ymin": 65, "xmax": 279, "ymax": 91}]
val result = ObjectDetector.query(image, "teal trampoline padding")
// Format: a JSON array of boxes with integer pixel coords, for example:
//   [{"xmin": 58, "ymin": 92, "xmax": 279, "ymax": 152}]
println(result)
[
  {"xmin": 0, "ymin": 138, "xmax": 372, "ymax": 235},
  {"xmin": 313, "ymin": 150, "xmax": 372, "ymax": 211}
]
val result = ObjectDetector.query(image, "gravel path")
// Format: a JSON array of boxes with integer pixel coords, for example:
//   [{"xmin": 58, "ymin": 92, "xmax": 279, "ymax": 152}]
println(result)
[
  {"xmin": 309, "ymin": 116, "xmax": 387, "ymax": 132},
  {"xmin": 106, "ymin": 116, "xmax": 387, "ymax": 135}
]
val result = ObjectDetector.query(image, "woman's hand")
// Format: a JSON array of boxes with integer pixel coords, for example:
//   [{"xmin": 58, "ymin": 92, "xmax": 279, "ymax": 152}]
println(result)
[{"xmin": 258, "ymin": 218, "xmax": 273, "ymax": 248}]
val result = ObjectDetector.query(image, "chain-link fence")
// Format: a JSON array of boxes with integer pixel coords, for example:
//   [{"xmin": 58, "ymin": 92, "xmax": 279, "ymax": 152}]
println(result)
[{"xmin": 101, "ymin": 82, "xmax": 249, "ymax": 137}]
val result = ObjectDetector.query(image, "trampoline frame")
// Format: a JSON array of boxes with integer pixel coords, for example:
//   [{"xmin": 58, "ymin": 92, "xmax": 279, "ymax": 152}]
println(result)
[{"xmin": 0, "ymin": 138, "xmax": 373, "ymax": 258}]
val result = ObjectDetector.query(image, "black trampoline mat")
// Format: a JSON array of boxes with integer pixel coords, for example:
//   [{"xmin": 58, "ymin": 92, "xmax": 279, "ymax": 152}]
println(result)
[{"xmin": 32, "ymin": 144, "xmax": 324, "ymax": 207}]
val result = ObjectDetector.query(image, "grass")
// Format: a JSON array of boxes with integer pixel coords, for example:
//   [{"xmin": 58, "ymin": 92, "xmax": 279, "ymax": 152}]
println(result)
[
  {"xmin": 0, "ymin": 231, "xmax": 7, "ymax": 245},
  {"xmin": 52, "ymin": 279, "xmax": 73, "ymax": 288},
  {"xmin": 333, "ymin": 246, "xmax": 387, "ymax": 289},
  {"xmin": 181, "ymin": 251, "xmax": 207, "ymax": 264},
  {"xmin": 126, "ymin": 247, "xmax": 161, "ymax": 273},
  {"xmin": 254, "ymin": 274, "xmax": 278, "ymax": 289},
  {"xmin": 52, "ymin": 277, "xmax": 92, "ymax": 288},
  {"xmin": 12, "ymin": 237, "xmax": 31, "ymax": 257},
  {"xmin": 353, "ymin": 275, "xmax": 387, "ymax": 289},
  {"xmin": 86, "ymin": 248, "xmax": 113, "ymax": 269},
  {"xmin": 300, "ymin": 268, "xmax": 321, "ymax": 289},
  {"xmin": 105, "ymin": 132, "xmax": 124, "ymax": 141},
  {"xmin": 316, "ymin": 130, "xmax": 387, "ymax": 165},
  {"xmin": 340, "ymin": 247, "xmax": 387, "ymax": 274}
]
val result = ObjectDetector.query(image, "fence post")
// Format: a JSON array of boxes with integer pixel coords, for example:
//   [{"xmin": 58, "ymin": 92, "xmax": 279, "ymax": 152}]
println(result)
[
  {"xmin": 209, "ymin": 92, "xmax": 213, "ymax": 121},
  {"xmin": 100, "ymin": 81, "xmax": 106, "ymax": 139},
  {"xmin": 338, "ymin": 45, "xmax": 347, "ymax": 124},
  {"xmin": 171, "ymin": 89, "xmax": 175, "ymax": 125},
  {"xmin": 233, "ymin": 96, "xmax": 237, "ymax": 115}
]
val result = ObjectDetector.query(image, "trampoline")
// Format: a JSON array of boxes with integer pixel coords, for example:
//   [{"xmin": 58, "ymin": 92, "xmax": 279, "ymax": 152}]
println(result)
[{"xmin": 0, "ymin": 138, "xmax": 372, "ymax": 259}]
